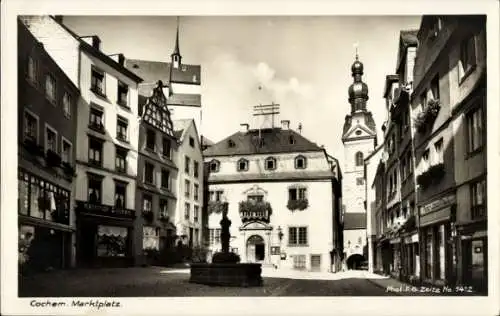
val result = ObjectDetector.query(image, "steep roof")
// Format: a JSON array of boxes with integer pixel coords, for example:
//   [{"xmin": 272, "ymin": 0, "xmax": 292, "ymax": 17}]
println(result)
[
  {"xmin": 344, "ymin": 213, "xmax": 367, "ymax": 230},
  {"xmin": 203, "ymin": 128, "xmax": 323, "ymax": 157},
  {"xmin": 396, "ymin": 29, "xmax": 419, "ymax": 75},
  {"xmin": 125, "ymin": 58, "xmax": 201, "ymax": 86},
  {"xmin": 208, "ymin": 170, "xmax": 334, "ymax": 184}
]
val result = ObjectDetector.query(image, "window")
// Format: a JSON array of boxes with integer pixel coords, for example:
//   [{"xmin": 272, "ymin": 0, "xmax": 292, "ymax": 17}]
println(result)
[
  {"xmin": 142, "ymin": 194, "xmax": 152, "ymax": 212},
  {"xmin": 293, "ymin": 255, "xmax": 306, "ymax": 270},
  {"xmin": 289, "ymin": 135, "xmax": 295, "ymax": 145},
  {"xmin": 237, "ymin": 158, "xmax": 249, "ymax": 172},
  {"xmin": 162, "ymin": 138, "xmax": 171, "ymax": 158},
  {"xmin": 117, "ymin": 81, "xmax": 129, "ymax": 106},
  {"xmin": 91, "ymin": 67, "xmax": 105, "ymax": 95},
  {"xmin": 265, "ymin": 157, "xmax": 276, "ymax": 170},
  {"xmin": 88, "ymin": 137, "xmax": 103, "ymax": 166},
  {"xmin": 210, "ymin": 190, "xmax": 224, "ymax": 202},
  {"xmin": 467, "ymin": 106, "xmax": 484, "ymax": 153},
  {"xmin": 209, "ymin": 160, "xmax": 220, "ymax": 173},
  {"xmin": 356, "ymin": 177, "xmax": 364, "ymax": 186},
  {"xmin": 185, "ymin": 156, "xmax": 191, "ymax": 174},
  {"xmin": 61, "ymin": 139, "xmax": 72, "ymax": 164},
  {"xmin": 420, "ymin": 92, "xmax": 428, "ymax": 110},
  {"xmin": 161, "ymin": 169, "xmax": 170, "ymax": 189},
  {"xmin": 194, "ymin": 183, "xmax": 199, "ymax": 201},
  {"xmin": 45, "ymin": 126, "xmax": 57, "ymax": 152},
  {"xmin": 24, "ymin": 111, "xmax": 38, "ymax": 142},
  {"xmin": 143, "ymin": 226, "xmax": 160, "ymax": 251},
  {"xmin": 228, "ymin": 139, "xmax": 235, "ymax": 148},
  {"xmin": 159, "ymin": 199, "xmax": 169, "ymax": 218},
  {"xmin": 431, "ymin": 74, "xmax": 440, "ymax": 100},
  {"xmin": 184, "ymin": 203, "xmax": 190, "ymax": 220},
  {"xmin": 459, "ymin": 35, "xmax": 477, "ymax": 81},
  {"xmin": 144, "ymin": 162, "xmax": 155, "ymax": 184},
  {"xmin": 209, "ymin": 229, "xmax": 221, "ymax": 245},
  {"xmin": 401, "ymin": 156, "xmax": 407, "ymax": 180},
  {"xmin": 62, "ymin": 92, "xmax": 71, "ymax": 118},
  {"xmin": 185, "ymin": 179, "xmax": 190, "ymax": 198},
  {"xmin": 114, "ymin": 182, "xmax": 126, "ymax": 209},
  {"xmin": 88, "ymin": 177, "xmax": 102, "ymax": 204},
  {"xmin": 434, "ymin": 138, "xmax": 444, "ymax": 164},
  {"xmin": 189, "ymin": 136, "xmax": 195, "ymax": 147},
  {"xmin": 116, "ymin": 116, "xmax": 128, "ymax": 141},
  {"xmin": 289, "ymin": 187, "xmax": 307, "ymax": 201},
  {"xmin": 471, "ymin": 179, "xmax": 486, "ymax": 219},
  {"xmin": 408, "ymin": 151, "xmax": 413, "ymax": 174},
  {"xmin": 289, "ymin": 227, "xmax": 308, "ymax": 246},
  {"xmin": 45, "ymin": 74, "xmax": 56, "ymax": 103},
  {"xmin": 194, "ymin": 205, "xmax": 199, "ymax": 222},
  {"xmin": 89, "ymin": 107, "xmax": 104, "ymax": 131},
  {"xmin": 355, "ymin": 151, "xmax": 364, "ymax": 166},
  {"xmin": 194, "ymin": 161, "xmax": 199, "ymax": 178},
  {"xmin": 295, "ymin": 155, "xmax": 307, "ymax": 169},
  {"xmin": 422, "ymin": 149, "xmax": 430, "ymax": 170},
  {"xmin": 27, "ymin": 55, "xmax": 37, "ymax": 83},
  {"xmin": 146, "ymin": 129, "xmax": 156, "ymax": 151},
  {"xmin": 115, "ymin": 147, "xmax": 127, "ymax": 173}
]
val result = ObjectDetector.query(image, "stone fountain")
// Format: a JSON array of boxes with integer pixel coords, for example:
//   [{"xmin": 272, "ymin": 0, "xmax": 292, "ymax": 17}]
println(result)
[{"xmin": 189, "ymin": 204, "xmax": 263, "ymax": 287}]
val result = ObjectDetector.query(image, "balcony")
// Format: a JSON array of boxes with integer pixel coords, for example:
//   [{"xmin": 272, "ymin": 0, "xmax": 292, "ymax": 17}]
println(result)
[
  {"xmin": 239, "ymin": 200, "xmax": 272, "ymax": 223},
  {"xmin": 417, "ymin": 163, "xmax": 445, "ymax": 189},
  {"xmin": 415, "ymin": 99, "xmax": 441, "ymax": 133},
  {"xmin": 76, "ymin": 200, "xmax": 135, "ymax": 219}
]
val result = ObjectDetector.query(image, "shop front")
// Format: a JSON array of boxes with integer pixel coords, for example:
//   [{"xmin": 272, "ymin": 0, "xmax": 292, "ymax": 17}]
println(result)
[
  {"xmin": 75, "ymin": 201, "xmax": 136, "ymax": 268},
  {"xmin": 401, "ymin": 232, "xmax": 419, "ymax": 283},
  {"xmin": 456, "ymin": 220, "xmax": 487, "ymax": 294},
  {"xmin": 418, "ymin": 193, "xmax": 456, "ymax": 286}
]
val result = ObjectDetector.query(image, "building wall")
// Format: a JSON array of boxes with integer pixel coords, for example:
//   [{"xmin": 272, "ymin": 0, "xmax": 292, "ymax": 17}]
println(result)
[
  {"xmin": 173, "ymin": 121, "xmax": 204, "ymax": 246},
  {"xmin": 343, "ymin": 228, "xmax": 367, "ymax": 259},
  {"xmin": 343, "ymin": 138, "xmax": 374, "ymax": 213},
  {"xmin": 207, "ymin": 179, "xmax": 334, "ymax": 272}
]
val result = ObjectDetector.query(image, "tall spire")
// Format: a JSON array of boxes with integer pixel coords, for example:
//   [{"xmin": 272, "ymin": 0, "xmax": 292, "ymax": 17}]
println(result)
[{"xmin": 171, "ymin": 16, "xmax": 182, "ymax": 69}]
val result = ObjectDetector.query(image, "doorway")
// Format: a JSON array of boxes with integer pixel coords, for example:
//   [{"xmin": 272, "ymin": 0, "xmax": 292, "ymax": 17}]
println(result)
[{"xmin": 246, "ymin": 235, "xmax": 265, "ymax": 262}]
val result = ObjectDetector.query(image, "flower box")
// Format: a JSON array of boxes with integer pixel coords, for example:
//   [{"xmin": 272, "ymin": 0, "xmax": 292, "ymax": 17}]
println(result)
[
  {"xmin": 159, "ymin": 215, "xmax": 169, "ymax": 222},
  {"xmin": 417, "ymin": 163, "xmax": 445, "ymax": 189},
  {"xmin": 287, "ymin": 199, "xmax": 309, "ymax": 211},
  {"xmin": 61, "ymin": 162, "xmax": 76, "ymax": 176},
  {"xmin": 415, "ymin": 99, "xmax": 441, "ymax": 133},
  {"xmin": 46, "ymin": 149, "xmax": 62, "ymax": 167},
  {"xmin": 208, "ymin": 201, "xmax": 227, "ymax": 215},
  {"xmin": 23, "ymin": 138, "xmax": 45, "ymax": 157},
  {"xmin": 239, "ymin": 200, "xmax": 272, "ymax": 222}
]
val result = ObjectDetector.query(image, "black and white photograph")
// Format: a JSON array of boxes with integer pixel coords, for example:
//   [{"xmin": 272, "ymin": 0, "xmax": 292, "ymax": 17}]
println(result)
[{"xmin": 1, "ymin": 1, "xmax": 499, "ymax": 315}]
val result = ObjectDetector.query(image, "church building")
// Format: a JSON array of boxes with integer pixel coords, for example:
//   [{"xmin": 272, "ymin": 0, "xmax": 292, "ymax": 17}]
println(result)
[{"xmin": 341, "ymin": 53, "xmax": 377, "ymax": 269}]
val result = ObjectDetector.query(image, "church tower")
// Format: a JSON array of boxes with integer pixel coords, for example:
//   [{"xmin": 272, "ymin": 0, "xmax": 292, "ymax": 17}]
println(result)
[{"xmin": 341, "ymin": 52, "xmax": 377, "ymax": 268}]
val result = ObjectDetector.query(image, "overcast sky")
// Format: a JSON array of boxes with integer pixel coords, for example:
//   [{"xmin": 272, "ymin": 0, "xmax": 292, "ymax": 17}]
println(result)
[{"xmin": 63, "ymin": 15, "xmax": 421, "ymax": 167}]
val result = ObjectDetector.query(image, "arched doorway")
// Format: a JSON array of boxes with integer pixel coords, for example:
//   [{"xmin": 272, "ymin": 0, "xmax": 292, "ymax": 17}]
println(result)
[
  {"xmin": 346, "ymin": 254, "xmax": 365, "ymax": 270},
  {"xmin": 246, "ymin": 235, "xmax": 265, "ymax": 262}
]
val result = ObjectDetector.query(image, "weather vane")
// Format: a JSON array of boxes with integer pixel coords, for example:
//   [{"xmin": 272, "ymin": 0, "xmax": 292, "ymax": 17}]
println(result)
[{"xmin": 354, "ymin": 42, "xmax": 359, "ymax": 60}]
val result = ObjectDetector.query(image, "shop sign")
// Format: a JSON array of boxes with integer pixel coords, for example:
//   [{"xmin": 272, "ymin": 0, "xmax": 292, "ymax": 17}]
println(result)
[{"xmin": 420, "ymin": 194, "xmax": 455, "ymax": 216}]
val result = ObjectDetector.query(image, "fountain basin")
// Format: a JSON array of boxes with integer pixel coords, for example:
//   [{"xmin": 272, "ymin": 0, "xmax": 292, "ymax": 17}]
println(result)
[{"xmin": 189, "ymin": 263, "xmax": 263, "ymax": 287}]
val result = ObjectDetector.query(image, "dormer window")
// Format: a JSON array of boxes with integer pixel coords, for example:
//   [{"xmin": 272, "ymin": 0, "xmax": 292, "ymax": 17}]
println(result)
[
  {"xmin": 209, "ymin": 160, "xmax": 220, "ymax": 173},
  {"xmin": 295, "ymin": 155, "xmax": 307, "ymax": 169},
  {"xmin": 265, "ymin": 157, "xmax": 277, "ymax": 170},
  {"xmin": 355, "ymin": 130, "xmax": 362, "ymax": 136},
  {"xmin": 228, "ymin": 139, "xmax": 235, "ymax": 148},
  {"xmin": 237, "ymin": 158, "xmax": 249, "ymax": 172},
  {"xmin": 289, "ymin": 135, "xmax": 296, "ymax": 145}
]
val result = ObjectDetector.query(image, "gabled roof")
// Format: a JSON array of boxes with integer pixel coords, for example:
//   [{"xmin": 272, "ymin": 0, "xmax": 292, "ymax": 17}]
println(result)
[
  {"xmin": 141, "ymin": 82, "xmax": 175, "ymax": 137},
  {"xmin": 396, "ymin": 29, "xmax": 419, "ymax": 75},
  {"xmin": 49, "ymin": 16, "xmax": 143, "ymax": 83},
  {"xmin": 125, "ymin": 58, "xmax": 201, "ymax": 87},
  {"xmin": 203, "ymin": 128, "xmax": 323, "ymax": 157},
  {"xmin": 344, "ymin": 213, "xmax": 367, "ymax": 230}
]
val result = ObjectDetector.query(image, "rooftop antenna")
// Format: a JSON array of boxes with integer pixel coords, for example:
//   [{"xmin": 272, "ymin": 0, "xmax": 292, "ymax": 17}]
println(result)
[{"xmin": 252, "ymin": 85, "xmax": 280, "ymax": 146}]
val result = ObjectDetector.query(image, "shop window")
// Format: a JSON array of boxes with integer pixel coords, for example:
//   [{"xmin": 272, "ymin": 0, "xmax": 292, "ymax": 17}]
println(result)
[
  {"xmin": 97, "ymin": 225, "xmax": 128, "ymax": 257},
  {"xmin": 143, "ymin": 226, "xmax": 160, "ymax": 251}
]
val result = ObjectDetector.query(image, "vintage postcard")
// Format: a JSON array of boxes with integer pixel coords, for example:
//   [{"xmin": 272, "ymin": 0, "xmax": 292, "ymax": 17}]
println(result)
[{"xmin": 1, "ymin": 0, "xmax": 499, "ymax": 315}]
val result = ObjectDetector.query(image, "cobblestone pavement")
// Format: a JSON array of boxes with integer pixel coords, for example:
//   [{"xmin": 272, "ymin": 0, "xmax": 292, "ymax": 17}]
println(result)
[{"xmin": 17, "ymin": 267, "xmax": 464, "ymax": 297}]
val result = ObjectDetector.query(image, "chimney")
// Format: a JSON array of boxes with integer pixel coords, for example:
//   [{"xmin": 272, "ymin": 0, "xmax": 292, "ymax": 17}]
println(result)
[
  {"xmin": 91, "ymin": 35, "xmax": 101, "ymax": 50},
  {"xmin": 281, "ymin": 120, "xmax": 290, "ymax": 130},
  {"xmin": 118, "ymin": 53, "xmax": 125, "ymax": 66},
  {"xmin": 240, "ymin": 123, "xmax": 249, "ymax": 133}
]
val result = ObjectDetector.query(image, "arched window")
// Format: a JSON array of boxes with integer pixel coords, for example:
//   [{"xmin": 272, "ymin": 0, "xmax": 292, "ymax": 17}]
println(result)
[
  {"xmin": 355, "ymin": 151, "xmax": 364, "ymax": 166},
  {"xmin": 265, "ymin": 157, "xmax": 277, "ymax": 170},
  {"xmin": 295, "ymin": 155, "xmax": 307, "ymax": 169},
  {"xmin": 237, "ymin": 158, "xmax": 249, "ymax": 172}
]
